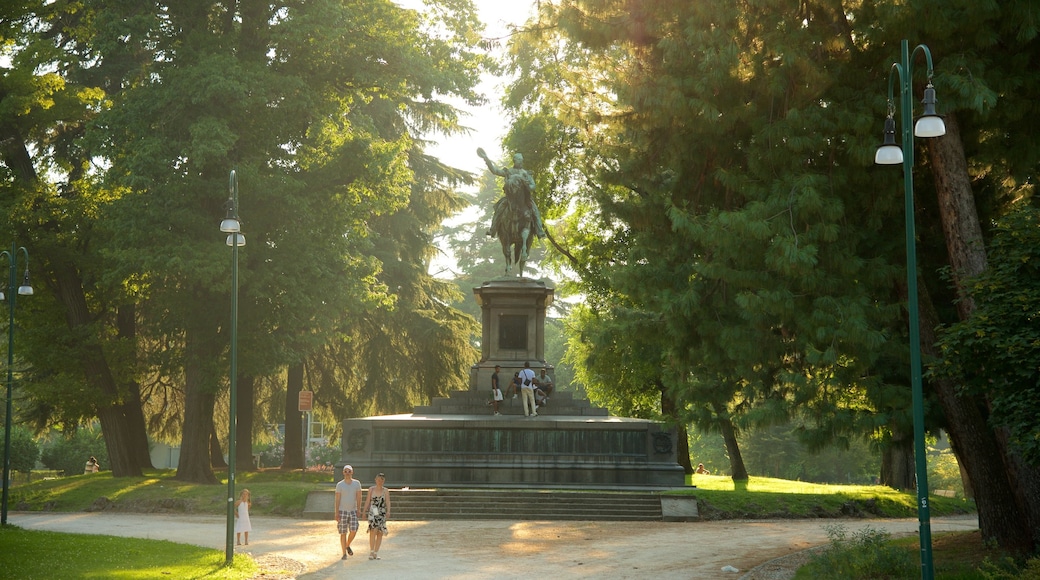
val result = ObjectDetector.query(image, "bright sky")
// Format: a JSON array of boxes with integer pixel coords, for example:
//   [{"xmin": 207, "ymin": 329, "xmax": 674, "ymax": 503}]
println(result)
[
  {"xmin": 393, "ymin": 1, "xmax": 538, "ymax": 277},
  {"xmin": 396, "ymin": 0, "xmax": 537, "ymax": 174}
]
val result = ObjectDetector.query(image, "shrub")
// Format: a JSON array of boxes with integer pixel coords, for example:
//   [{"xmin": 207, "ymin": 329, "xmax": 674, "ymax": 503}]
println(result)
[
  {"xmin": 39, "ymin": 427, "xmax": 108, "ymax": 476},
  {"xmin": 8, "ymin": 425, "xmax": 40, "ymax": 472},
  {"xmin": 255, "ymin": 440, "xmax": 284, "ymax": 469},
  {"xmin": 798, "ymin": 524, "xmax": 916, "ymax": 579},
  {"xmin": 981, "ymin": 557, "xmax": 1040, "ymax": 580},
  {"xmin": 306, "ymin": 442, "xmax": 339, "ymax": 468}
]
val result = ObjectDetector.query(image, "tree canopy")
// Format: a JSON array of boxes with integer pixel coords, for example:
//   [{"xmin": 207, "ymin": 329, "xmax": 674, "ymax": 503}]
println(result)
[{"xmin": 1, "ymin": 0, "xmax": 487, "ymax": 483}]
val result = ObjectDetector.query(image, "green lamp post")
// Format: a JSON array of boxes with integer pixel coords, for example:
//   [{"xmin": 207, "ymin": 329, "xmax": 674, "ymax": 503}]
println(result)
[
  {"xmin": 1, "ymin": 243, "xmax": 33, "ymax": 526},
  {"xmin": 220, "ymin": 170, "xmax": 245, "ymax": 564},
  {"xmin": 874, "ymin": 39, "xmax": 947, "ymax": 580}
]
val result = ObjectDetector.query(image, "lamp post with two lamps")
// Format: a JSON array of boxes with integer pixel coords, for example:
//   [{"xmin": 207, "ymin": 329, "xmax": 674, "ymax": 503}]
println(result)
[
  {"xmin": 874, "ymin": 39, "xmax": 947, "ymax": 580},
  {"xmin": 220, "ymin": 170, "xmax": 245, "ymax": 564},
  {"xmin": 1, "ymin": 243, "xmax": 33, "ymax": 526}
]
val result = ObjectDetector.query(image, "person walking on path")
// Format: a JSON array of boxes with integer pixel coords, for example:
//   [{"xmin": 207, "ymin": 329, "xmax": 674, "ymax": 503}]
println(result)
[
  {"xmin": 519, "ymin": 361, "xmax": 538, "ymax": 417},
  {"xmin": 335, "ymin": 465, "xmax": 363, "ymax": 559},
  {"xmin": 362, "ymin": 473, "xmax": 391, "ymax": 560},
  {"xmin": 490, "ymin": 365, "xmax": 503, "ymax": 415},
  {"xmin": 235, "ymin": 489, "xmax": 252, "ymax": 545}
]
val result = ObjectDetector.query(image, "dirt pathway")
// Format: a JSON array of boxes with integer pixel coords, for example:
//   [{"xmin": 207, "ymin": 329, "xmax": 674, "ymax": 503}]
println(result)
[{"xmin": 9, "ymin": 512, "xmax": 978, "ymax": 579}]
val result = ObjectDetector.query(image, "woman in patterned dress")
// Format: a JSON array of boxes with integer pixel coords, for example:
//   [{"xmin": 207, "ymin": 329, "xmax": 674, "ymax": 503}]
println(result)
[{"xmin": 363, "ymin": 473, "xmax": 391, "ymax": 560}]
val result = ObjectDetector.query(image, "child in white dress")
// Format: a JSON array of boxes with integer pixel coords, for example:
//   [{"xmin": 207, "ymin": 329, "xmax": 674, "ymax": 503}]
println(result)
[{"xmin": 235, "ymin": 489, "xmax": 252, "ymax": 545}]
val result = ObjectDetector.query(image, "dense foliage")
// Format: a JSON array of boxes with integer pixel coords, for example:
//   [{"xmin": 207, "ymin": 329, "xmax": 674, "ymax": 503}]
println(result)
[
  {"xmin": 495, "ymin": 0, "xmax": 1040, "ymax": 550},
  {"xmin": 1, "ymin": 0, "xmax": 486, "ymax": 482},
  {"xmin": 39, "ymin": 427, "xmax": 109, "ymax": 477},
  {"xmin": 6, "ymin": 425, "xmax": 40, "ymax": 473},
  {"xmin": 937, "ymin": 205, "xmax": 1040, "ymax": 465}
]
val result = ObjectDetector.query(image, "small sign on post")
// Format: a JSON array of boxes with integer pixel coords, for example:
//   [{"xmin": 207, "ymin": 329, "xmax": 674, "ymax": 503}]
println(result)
[{"xmin": 298, "ymin": 390, "xmax": 313, "ymax": 412}]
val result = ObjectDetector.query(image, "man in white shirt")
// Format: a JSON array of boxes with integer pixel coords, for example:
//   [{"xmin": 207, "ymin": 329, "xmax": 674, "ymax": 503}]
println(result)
[
  {"xmin": 519, "ymin": 361, "xmax": 538, "ymax": 417},
  {"xmin": 335, "ymin": 465, "xmax": 363, "ymax": 559}
]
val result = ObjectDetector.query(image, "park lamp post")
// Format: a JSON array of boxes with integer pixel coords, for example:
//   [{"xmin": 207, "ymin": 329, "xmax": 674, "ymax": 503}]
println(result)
[
  {"xmin": 1, "ymin": 243, "xmax": 33, "ymax": 526},
  {"xmin": 220, "ymin": 170, "xmax": 245, "ymax": 564},
  {"xmin": 874, "ymin": 39, "xmax": 946, "ymax": 580}
]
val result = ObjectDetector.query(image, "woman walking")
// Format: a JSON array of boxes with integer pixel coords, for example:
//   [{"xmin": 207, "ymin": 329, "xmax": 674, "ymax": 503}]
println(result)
[{"xmin": 362, "ymin": 473, "xmax": 391, "ymax": 560}]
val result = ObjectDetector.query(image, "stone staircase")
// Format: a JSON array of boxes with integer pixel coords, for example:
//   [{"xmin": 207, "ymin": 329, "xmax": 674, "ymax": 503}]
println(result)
[
  {"xmin": 305, "ymin": 488, "xmax": 667, "ymax": 521},
  {"xmin": 413, "ymin": 389, "xmax": 608, "ymax": 417}
]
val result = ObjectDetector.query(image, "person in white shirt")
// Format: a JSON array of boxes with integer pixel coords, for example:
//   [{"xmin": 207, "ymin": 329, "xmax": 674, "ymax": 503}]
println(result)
[
  {"xmin": 335, "ymin": 465, "xmax": 363, "ymax": 559},
  {"xmin": 519, "ymin": 361, "xmax": 538, "ymax": 417}
]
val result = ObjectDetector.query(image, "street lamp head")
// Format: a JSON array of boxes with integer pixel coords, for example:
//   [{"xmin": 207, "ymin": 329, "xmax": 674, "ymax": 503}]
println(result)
[
  {"xmin": 220, "ymin": 203, "xmax": 241, "ymax": 233},
  {"xmin": 18, "ymin": 269, "xmax": 32, "ymax": 296},
  {"xmin": 914, "ymin": 83, "xmax": 946, "ymax": 138},
  {"xmin": 874, "ymin": 115, "xmax": 904, "ymax": 165},
  {"xmin": 226, "ymin": 233, "xmax": 246, "ymax": 247}
]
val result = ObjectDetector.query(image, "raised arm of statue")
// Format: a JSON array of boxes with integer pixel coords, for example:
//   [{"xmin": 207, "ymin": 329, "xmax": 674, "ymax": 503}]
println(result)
[{"xmin": 477, "ymin": 147, "xmax": 507, "ymax": 178}]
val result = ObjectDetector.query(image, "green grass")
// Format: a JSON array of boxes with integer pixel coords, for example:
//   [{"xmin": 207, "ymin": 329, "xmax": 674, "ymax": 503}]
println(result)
[
  {"xmin": 672, "ymin": 474, "xmax": 975, "ymax": 519},
  {"xmin": 13, "ymin": 469, "xmax": 976, "ymax": 522},
  {"xmin": 792, "ymin": 528, "xmax": 1032, "ymax": 580},
  {"xmin": 0, "ymin": 526, "xmax": 257, "ymax": 580},
  {"xmin": 9, "ymin": 468, "xmax": 334, "ymax": 517}
]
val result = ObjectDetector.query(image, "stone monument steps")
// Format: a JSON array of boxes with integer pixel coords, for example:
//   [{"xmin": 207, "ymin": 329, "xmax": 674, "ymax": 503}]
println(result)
[
  {"xmin": 389, "ymin": 490, "xmax": 662, "ymax": 521},
  {"xmin": 304, "ymin": 489, "xmax": 665, "ymax": 521}
]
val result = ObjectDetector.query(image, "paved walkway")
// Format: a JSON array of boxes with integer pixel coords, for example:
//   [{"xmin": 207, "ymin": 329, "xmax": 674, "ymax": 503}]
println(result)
[{"xmin": 9, "ymin": 512, "xmax": 978, "ymax": 579}]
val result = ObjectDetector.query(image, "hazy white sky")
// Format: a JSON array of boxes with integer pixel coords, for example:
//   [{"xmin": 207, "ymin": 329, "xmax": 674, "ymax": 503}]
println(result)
[
  {"xmin": 393, "ymin": 1, "xmax": 538, "ymax": 276},
  {"xmin": 396, "ymin": 0, "xmax": 536, "ymax": 173}
]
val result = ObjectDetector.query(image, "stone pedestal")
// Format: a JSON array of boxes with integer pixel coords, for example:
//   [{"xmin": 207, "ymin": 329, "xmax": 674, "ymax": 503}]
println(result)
[
  {"xmin": 338, "ymin": 414, "xmax": 685, "ymax": 489},
  {"xmin": 469, "ymin": 278, "xmax": 554, "ymax": 391},
  {"xmin": 335, "ymin": 276, "xmax": 687, "ymax": 491}
]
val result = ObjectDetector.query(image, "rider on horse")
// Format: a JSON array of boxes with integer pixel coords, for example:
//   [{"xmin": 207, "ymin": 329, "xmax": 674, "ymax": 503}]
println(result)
[{"xmin": 479, "ymin": 148, "xmax": 545, "ymax": 241}]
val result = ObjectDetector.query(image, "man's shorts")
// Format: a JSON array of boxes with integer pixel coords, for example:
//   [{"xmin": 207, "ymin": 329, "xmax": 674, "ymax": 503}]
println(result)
[{"xmin": 337, "ymin": 510, "xmax": 359, "ymax": 533}]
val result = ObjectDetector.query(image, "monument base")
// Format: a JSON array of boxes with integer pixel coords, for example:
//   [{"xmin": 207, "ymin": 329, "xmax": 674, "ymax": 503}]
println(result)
[{"xmin": 338, "ymin": 413, "xmax": 685, "ymax": 489}]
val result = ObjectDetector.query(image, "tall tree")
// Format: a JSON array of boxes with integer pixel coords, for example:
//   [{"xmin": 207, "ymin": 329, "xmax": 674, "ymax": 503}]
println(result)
[
  {"xmin": 1, "ymin": 0, "xmax": 487, "ymax": 484},
  {"xmin": 0, "ymin": 0, "xmax": 153, "ymax": 476},
  {"xmin": 497, "ymin": 0, "xmax": 1040, "ymax": 551}
]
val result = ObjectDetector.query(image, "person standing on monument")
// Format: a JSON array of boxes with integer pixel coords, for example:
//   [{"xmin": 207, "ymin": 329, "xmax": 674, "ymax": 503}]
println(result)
[
  {"xmin": 335, "ymin": 465, "xmax": 363, "ymax": 559},
  {"xmin": 490, "ymin": 365, "xmax": 503, "ymax": 415},
  {"xmin": 519, "ymin": 361, "xmax": 538, "ymax": 417}
]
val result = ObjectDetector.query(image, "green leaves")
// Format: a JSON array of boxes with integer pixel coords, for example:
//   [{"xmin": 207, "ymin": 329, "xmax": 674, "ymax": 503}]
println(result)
[{"xmin": 936, "ymin": 204, "xmax": 1040, "ymax": 464}]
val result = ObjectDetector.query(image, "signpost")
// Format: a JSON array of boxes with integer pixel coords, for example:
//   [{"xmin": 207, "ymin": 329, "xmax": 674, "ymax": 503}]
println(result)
[
  {"xmin": 298, "ymin": 391, "xmax": 313, "ymax": 478},
  {"xmin": 298, "ymin": 390, "xmax": 313, "ymax": 412}
]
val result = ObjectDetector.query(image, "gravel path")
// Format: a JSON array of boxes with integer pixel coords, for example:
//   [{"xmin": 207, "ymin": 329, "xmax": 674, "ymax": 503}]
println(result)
[{"xmin": 9, "ymin": 512, "xmax": 977, "ymax": 579}]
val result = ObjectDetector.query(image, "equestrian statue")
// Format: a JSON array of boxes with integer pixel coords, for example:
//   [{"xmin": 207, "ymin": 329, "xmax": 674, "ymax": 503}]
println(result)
[{"xmin": 478, "ymin": 147, "xmax": 545, "ymax": 276}]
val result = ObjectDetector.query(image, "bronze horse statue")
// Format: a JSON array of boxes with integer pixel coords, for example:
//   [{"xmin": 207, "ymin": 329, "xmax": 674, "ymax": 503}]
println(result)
[
  {"xmin": 479, "ymin": 148, "xmax": 544, "ymax": 276},
  {"xmin": 490, "ymin": 195, "xmax": 537, "ymax": 275}
]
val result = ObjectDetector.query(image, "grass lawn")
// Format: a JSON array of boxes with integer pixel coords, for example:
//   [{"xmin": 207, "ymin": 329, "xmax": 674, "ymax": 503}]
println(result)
[
  {"xmin": 676, "ymin": 474, "xmax": 975, "ymax": 519},
  {"xmin": 0, "ymin": 526, "xmax": 257, "ymax": 580},
  {"xmin": 9, "ymin": 469, "xmax": 333, "ymax": 517},
  {"xmin": 792, "ymin": 529, "xmax": 1031, "ymax": 580}
]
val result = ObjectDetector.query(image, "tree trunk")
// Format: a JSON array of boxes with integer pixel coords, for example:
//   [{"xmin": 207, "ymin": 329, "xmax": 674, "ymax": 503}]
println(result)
[
  {"xmin": 919, "ymin": 286, "xmax": 1033, "ymax": 551},
  {"xmin": 880, "ymin": 431, "xmax": 914, "ymax": 490},
  {"xmin": 210, "ymin": 423, "xmax": 227, "ymax": 469},
  {"xmin": 926, "ymin": 114, "xmax": 986, "ymax": 320},
  {"xmin": 236, "ymin": 374, "xmax": 255, "ymax": 471},
  {"xmin": 52, "ymin": 262, "xmax": 142, "ymax": 477},
  {"xmin": 175, "ymin": 316, "xmax": 219, "ymax": 484},
  {"xmin": 926, "ymin": 114, "xmax": 1036, "ymax": 552},
  {"xmin": 659, "ymin": 385, "xmax": 693, "ymax": 474},
  {"xmin": 282, "ymin": 363, "xmax": 305, "ymax": 470},
  {"xmin": 116, "ymin": 305, "xmax": 154, "ymax": 469},
  {"xmin": 714, "ymin": 403, "xmax": 748, "ymax": 480}
]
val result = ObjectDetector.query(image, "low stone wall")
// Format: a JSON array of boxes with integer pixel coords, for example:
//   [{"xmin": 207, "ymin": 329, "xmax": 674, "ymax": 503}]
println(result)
[{"xmin": 338, "ymin": 414, "xmax": 685, "ymax": 489}]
